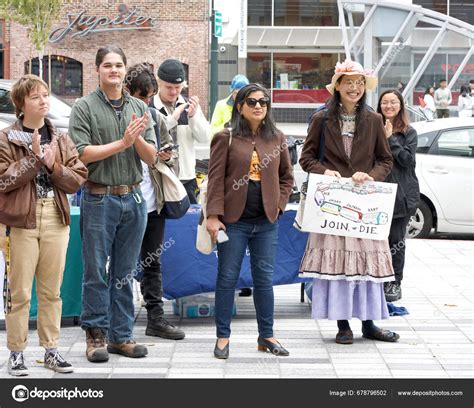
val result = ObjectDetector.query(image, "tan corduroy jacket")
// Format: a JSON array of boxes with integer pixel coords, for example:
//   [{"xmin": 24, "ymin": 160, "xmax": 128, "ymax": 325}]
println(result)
[{"xmin": 0, "ymin": 118, "xmax": 88, "ymax": 229}]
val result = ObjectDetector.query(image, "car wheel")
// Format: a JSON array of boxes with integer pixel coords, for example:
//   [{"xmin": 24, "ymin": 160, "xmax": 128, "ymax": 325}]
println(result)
[{"xmin": 406, "ymin": 200, "xmax": 433, "ymax": 239}]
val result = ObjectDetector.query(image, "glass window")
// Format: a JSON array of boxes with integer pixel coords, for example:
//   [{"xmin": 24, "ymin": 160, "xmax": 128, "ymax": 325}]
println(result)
[
  {"xmin": 248, "ymin": 0, "xmax": 272, "ymax": 25},
  {"xmin": 450, "ymin": 0, "xmax": 474, "ymax": 24},
  {"xmin": 447, "ymin": 54, "xmax": 474, "ymax": 91},
  {"xmin": 435, "ymin": 128, "xmax": 474, "ymax": 157},
  {"xmin": 0, "ymin": 19, "xmax": 4, "ymax": 79},
  {"xmin": 272, "ymin": 53, "xmax": 337, "ymax": 103},
  {"xmin": 417, "ymin": 130, "xmax": 438, "ymax": 153},
  {"xmin": 274, "ymin": 0, "xmax": 338, "ymax": 26},
  {"xmin": 25, "ymin": 55, "xmax": 83, "ymax": 97},
  {"xmin": 0, "ymin": 47, "xmax": 3, "ymax": 79},
  {"xmin": 0, "ymin": 87, "xmax": 14, "ymax": 114},
  {"xmin": 247, "ymin": 53, "xmax": 272, "ymax": 89},
  {"xmin": 413, "ymin": 0, "xmax": 448, "ymax": 15},
  {"xmin": 414, "ymin": 53, "xmax": 473, "ymax": 106},
  {"xmin": 415, "ymin": 53, "xmax": 448, "ymax": 90}
]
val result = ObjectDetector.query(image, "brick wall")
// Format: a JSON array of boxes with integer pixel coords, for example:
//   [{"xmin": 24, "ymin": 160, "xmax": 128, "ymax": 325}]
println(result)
[{"xmin": 8, "ymin": 0, "xmax": 210, "ymax": 115}]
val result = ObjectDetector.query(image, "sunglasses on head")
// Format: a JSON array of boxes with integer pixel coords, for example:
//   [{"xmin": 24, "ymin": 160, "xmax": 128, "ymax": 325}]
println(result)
[{"xmin": 245, "ymin": 97, "xmax": 270, "ymax": 107}]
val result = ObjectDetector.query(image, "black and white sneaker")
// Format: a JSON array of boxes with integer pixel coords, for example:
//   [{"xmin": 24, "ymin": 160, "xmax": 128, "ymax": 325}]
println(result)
[
  {"xmin": 44, "ymin": 350, "xmax": 74, "ymax": 373},
  {"xmin": 8, "ymin": 351, "xmax": 29, "ymax": 376},
  {"xmin": 385, "ymin": 281, "xmax": 402, "ymax": 302}
]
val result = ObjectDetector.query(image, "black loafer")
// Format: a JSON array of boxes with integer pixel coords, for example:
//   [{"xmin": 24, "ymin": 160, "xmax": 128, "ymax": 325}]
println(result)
[
  {"xmin": 335, "ymin": 329, "xmax": 354, "ymax": 344},
  {"xmin": 362, "ymin": 329, "xmax": 400, "ymax": 342},
  {"xmin": 257, "ymin": 337, "xmax": 289, "ymax": 356},
  {"xmin": 214, "ymin": 340, "xmax": 229, "ymax": 359}
]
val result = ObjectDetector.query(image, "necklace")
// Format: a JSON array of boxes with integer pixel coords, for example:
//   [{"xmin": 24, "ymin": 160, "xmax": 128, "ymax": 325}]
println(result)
[{"xmin": 108, "ymin": 96, "xmax": 124, "ymax": 109}]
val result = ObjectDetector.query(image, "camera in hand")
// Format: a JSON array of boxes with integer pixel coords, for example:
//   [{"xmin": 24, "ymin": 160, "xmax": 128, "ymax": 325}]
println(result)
[{"xmin": 159, "ymin": 143, "xmax": 179, "ymax": 153}]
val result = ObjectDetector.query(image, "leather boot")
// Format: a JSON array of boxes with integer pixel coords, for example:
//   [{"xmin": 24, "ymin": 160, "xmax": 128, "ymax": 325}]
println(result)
[{"xmin": 85, "ymin": 328, "xmax": 109, "ymax": 363}]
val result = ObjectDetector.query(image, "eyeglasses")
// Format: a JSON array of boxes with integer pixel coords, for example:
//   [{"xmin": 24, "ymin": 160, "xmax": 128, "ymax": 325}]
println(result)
[
  {"xmin": 340, "ymin": 79, "xmax": 366, "ymax": 87},
  {"xmin": 381, "ymin": 101, "xmax": 401, "ymax": 106},
  {"xmin": 245, "ymin": 97, "xmax": 270, "ymax": 108}
]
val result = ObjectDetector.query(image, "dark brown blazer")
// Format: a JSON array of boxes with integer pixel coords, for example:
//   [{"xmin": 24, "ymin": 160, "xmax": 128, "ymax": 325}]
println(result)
[
  {"xmin": 299, "ymin": 109, "xmax": 393, "ymax": 181},
  {"xmin": 206, "ymin": 128, "xmax": 294, "ymax": 223}
]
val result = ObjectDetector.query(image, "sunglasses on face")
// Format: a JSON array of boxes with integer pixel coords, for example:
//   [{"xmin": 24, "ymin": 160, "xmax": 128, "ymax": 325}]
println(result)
[{"xmin": 245, "ymin": 97, "xmax": 270, "ymax": 108}]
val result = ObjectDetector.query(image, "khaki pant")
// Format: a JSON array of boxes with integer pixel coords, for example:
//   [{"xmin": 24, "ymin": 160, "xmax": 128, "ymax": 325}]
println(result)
[{"xmin": 6, "ymin": 199, "xmax": 69, "ymax": 351}]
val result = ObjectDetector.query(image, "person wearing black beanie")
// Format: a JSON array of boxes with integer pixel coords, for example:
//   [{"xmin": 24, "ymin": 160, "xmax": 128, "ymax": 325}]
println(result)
[{"xmin": 152, "ymin": 59, "xmax": 210, "ymax": 203}]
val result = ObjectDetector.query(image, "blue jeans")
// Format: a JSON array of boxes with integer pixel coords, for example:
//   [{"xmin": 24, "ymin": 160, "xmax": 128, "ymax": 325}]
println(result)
[
  {"xmin": 80, "ymin": 190, "xmax": 147, "ymax": 343},
  {"xmin": 215, "ymin": 219, "xmax": 279, "ymax": 339}
]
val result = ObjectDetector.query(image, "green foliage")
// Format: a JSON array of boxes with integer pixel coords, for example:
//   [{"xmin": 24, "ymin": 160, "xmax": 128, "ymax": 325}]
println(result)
[{"xmin": 0, "ymin": 0, "xmax": 62, "ymax": 52}]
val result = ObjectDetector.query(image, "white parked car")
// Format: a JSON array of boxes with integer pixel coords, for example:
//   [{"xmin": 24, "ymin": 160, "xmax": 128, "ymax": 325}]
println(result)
[
  {"xmin": 0, "ymin": 79, "xmax": 71, "ymax": 132},
  {"xmin": 408, "ymin": 117, "xmax": 474, "ymax": 238}
]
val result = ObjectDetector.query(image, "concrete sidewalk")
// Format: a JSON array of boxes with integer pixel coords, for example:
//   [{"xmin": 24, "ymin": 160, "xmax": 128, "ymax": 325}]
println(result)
[{"xmin": 0, "ymin": 238, "xmax": 472, "ymax": 379}]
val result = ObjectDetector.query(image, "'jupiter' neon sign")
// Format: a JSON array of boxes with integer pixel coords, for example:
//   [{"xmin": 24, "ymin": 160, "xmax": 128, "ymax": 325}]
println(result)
[{"xmin": 48, "ymin": 6, "xmax": 158, "ymax": 43}]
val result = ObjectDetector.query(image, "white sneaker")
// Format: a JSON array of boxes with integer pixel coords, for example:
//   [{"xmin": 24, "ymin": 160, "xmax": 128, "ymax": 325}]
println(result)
[
  {"xmin": 44, "ymin": 350, "xmax": 74, "ymax": 373},
  {"xmin": 8, "ymin": 352, "xmax": 29, "ymax": 376}
]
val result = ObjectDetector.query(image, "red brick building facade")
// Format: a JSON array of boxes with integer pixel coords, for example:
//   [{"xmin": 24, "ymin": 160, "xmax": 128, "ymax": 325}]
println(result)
[{"xmin": 4, "ymin": 0, "xmax": 210, "ymax": 114}]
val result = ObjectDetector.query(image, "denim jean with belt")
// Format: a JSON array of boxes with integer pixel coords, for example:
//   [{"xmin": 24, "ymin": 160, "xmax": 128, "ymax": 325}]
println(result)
[
  {"xmin": 215, "ymin": 218, "xmax": 279, "ymax": 339},
  {"xmin": 80, "ymin": 189, "xmax": 147, "ymax": 343}
]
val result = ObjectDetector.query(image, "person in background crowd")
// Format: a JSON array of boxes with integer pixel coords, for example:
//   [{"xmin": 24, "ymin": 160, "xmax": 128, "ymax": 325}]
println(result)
[
  {"xmin": 299, "ymin": 59, "xmax": 399, "ymax": 345},
  {"xmin": 457, "ymin": 85, "xmax": 473, "ymax": 118},
  {"xmin": 124, "ymin": 63, "xmax": 185, "ymax": 340},
  {"xmin": 151, "ymin": 59, "xmax": 210, "ymax": 204},
  {"xmin": 210, "ymin": 74, "xmax": 249, "ymax": 136},
  {"xmin": 206, "ymin": 83, "xmax": 293, "ymax": 359},
  {"xmin": 470, "ymin": 80, "xmax": 474, "ymax": 116},
  {"xmin": 0, "ymin": 74, "xmax": 87, "ymax": 375},
  {"xmin": 434, "ymin": 79, "xmax": 452, "ymax": 118},
  {"xmin": 397, "ymin": 81, "xmax": 405, "ymax": 94},
  {"xmin": 422, "ymin": 86, "xmax": 436, "ymax": 120},
  {"xmin": 69, "ymin": 45, "xmax": 156, "ymax": 363},
  {"xmin": 377, "ymin": 89, "xmax": 420, "ymax": 302}
]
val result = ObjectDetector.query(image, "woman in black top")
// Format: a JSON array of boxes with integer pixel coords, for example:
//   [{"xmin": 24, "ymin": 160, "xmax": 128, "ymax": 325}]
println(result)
[{"xmin": 377, "ymin": 89, "xmax": 420, "ymax": 302}]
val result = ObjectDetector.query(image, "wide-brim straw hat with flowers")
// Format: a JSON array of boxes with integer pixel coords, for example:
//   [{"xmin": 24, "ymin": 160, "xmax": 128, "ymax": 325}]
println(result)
[{"xmin": 326, "ymin": 59, "xmax": 378, "ymax": 95}]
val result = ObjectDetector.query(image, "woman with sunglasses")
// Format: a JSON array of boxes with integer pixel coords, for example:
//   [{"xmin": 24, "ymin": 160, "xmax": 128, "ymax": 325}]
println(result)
[
  {"xmin": 206, "ymin": 83, "xmax": 293, "ymax": 359},
  {"xmin": 300, "ymin": 60, "xmax": 399, "ymax": 345},
  {"xmin": 377, "ymin": 89, "xmax": 419, "ymax": 302}
]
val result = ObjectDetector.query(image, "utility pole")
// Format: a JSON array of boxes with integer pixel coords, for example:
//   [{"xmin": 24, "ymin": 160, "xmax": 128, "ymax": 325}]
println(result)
[{"xmin": 209, "ymin": 0, "xmax": 219, "ymax": 117}]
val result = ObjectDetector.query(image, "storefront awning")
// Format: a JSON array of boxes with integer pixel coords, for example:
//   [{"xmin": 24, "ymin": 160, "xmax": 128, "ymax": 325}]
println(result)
[{"xmin": 232, "ymin": 27, "xmax": 345, "ymax": 48}]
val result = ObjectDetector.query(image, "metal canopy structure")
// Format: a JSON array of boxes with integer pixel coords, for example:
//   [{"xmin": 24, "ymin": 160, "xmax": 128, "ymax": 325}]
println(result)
[{"xmin": 338, "ymin": 0, "xmax": 474, "ymax": 101}]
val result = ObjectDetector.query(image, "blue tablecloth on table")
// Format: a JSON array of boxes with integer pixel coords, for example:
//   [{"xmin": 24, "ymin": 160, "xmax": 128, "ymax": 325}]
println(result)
[
  {"xmin": 161, "ymin": 205, "xmax": 309, "ymax": 299},
  {"xmin": 28, "ymin": 205, "xmax": 310, "ymax": 317}
]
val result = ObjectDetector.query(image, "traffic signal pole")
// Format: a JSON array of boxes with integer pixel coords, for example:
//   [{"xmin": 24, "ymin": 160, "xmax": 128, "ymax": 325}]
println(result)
[{"xmin": 210, "ymin": 0, "xmax": 218, "ymax": 117}]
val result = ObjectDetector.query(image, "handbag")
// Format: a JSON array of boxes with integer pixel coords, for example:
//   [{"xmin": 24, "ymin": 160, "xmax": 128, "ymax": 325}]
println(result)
[
  {"xmin": 152, "ymin": 161, "xmax": 190, "ymax": 219},
  {"xmin": 293, "ymin": 109, "xmax": 328, "ymax": 231},
  {"xmin": 418, "ymin": 96, "xmax": 427, "ymax": 108},
  {"xmin": 196, "ymin": 131, "xmax": 232, "ymax": 255}
]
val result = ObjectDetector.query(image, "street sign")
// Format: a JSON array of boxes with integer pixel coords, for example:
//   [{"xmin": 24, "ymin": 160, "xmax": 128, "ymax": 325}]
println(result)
[{"xmin": 214, "ymin": 11, "xmax": 222, "ymax": 38}]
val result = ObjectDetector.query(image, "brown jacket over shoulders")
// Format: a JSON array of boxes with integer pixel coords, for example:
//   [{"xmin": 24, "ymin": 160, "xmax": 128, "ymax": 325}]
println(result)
[
  {"xmin": 206, "ymin": 128, "xmax": 294, "ymax": 224},
  {"xmin": 0, "ymin": 118, "xmax": 88, "ymax": 229},
  {"xmin": 299, "ymin": 108, "xmax": 393, "ymax": 181}
]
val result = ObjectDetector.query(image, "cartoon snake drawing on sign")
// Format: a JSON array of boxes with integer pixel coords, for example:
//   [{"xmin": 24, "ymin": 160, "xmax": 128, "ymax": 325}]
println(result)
[{"xmin": 314, "ymin": 181, "xmax": 392, "ymax": 226}]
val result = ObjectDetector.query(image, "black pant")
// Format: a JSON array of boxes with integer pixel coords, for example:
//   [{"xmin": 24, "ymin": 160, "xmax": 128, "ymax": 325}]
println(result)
[
  {"xmin": 436, "ymin": 109, "xmax": 450, "ymax": 118},
  {"xmin": 140, "ymin": 210, "xmax": 166, "ymax": 318},
  {"xmin": 388, "ymin": 216, "xmax": 411, "ymax": 282},
  {"xmin": 182, "ymin": 178, "xmax": 198, "ymax": 204}
]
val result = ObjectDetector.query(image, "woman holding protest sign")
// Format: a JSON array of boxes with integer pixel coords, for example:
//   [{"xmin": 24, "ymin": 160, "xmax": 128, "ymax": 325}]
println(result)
[
  {"xmin": 0, "ymin": 75, "xmax": 87, "ymax": 375},
  {"xmin": 299, "ymin": 60, "xmax": 400, "ymax": 345}
]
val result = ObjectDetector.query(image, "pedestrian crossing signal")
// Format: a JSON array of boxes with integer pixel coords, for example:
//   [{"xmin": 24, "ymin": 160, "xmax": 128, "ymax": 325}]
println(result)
[{"xmin": 214, "ymin": 11, "xmax": 222, "ymax": 38}]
